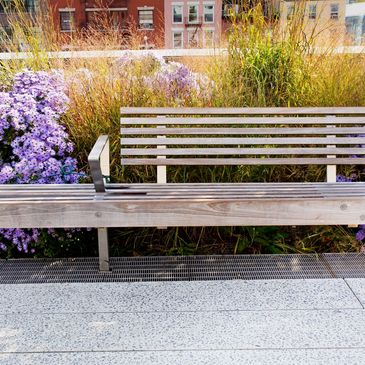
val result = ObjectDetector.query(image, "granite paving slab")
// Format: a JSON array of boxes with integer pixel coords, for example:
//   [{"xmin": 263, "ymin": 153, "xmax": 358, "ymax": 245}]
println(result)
[
  {"xmin": 0, "ymin": 279, "xmax": 360, "ymax": 315},
  {"xmin": 344, "ymin": 278, "xmax": 365, "ymax": 306},
  {"xmin": 1, "ymin": 349, "xmax": 365, "ymax": 365},
  {"xmin": 1, "ymin": 309, "xmax": 365, "ymax": 352}
]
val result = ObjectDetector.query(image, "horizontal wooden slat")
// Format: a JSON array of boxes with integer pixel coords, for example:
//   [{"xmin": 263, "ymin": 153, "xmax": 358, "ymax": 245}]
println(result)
[
  {"xmin": 120, "ymin": 107, "xmax": 365, "ymax": 116},
  {"xmin": 0, "ymin": 184, "xmax": 95, "ymax": 191},
  {"xmin": 120, "ymin": 147, "xmax": 365, "ymax": 156},
  {"xmin": 1, "ymin": 197, "xmax": 365, "ymax": 228},
  {"xmin": 121, "ymin": 157, "xmax": 365, "ymax": 166},
  {"xmin": 120, "ymin": 117, "xmax": 365, "ymax": 125},
  {"xmin": 121, "ymin": 137, "xmax": 365, "ymax": 145},
  {"xmin": 3, "ymin": 184, "xmax": 365, "ymax": 200},
  {"xmin": 121, "ymin": 127, "xmax": 365, "ymax": 136}
]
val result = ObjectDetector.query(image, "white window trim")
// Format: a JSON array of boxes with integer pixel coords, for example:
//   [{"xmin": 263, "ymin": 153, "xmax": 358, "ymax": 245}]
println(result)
[
  {"xmin": 59, "ymin": 10, "xmax": 75, "ymax": 33},
  {"xmin": 137, "ymin": 6, "xmax": 154, "ymax": 10},
  {"xmin": 138, "ymin": 9, "xmax": 154, "ymax": 29},
  {"xmin": 308, "ymin": 4, "xmax": 316, "ymax": 20},
  {"xmin": 188, "ymin": 3, "xmax": 199, "ymax": 24},
  {"xmin": 203, "ymin": 3, "xmax": 214, "ymax": 24},
  {"xmin": 85, "ymin": 8, "xmax": 127, "ymax": 12},
  {"xmin": 203, "ymin": 29, "xmax": 215, "ymax": 47},
  {"xmin": 172, "ymin": 4, "xmax": 183, "ymax": 24},
  {"xmin": 330, "ymin": 3, "xmax": 339, "ymax": 19},
  {"xmin": 172, "ymin": 30, "xmax": 184, "ymax": 48},
  {"xmin": 187, "ymin": 29, "xmax": 200, "ymax": 46}
]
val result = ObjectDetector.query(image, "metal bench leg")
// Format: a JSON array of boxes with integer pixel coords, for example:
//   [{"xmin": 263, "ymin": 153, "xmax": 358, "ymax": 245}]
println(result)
[{"xmin": 98, "ymin": 227, "xmax": 110, "ymax": 271}]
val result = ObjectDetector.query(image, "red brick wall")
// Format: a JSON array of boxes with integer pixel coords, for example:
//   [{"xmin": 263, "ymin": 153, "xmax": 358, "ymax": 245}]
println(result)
[
  {"xmin": 127, "ymin": 0, "xmax": 164, "ymax": 47},
  {"xmin": 50, "ymin": 0, "xmax": 86, "ymax": 30},
  {"xmin": 50, "ymin": 0, "xmax": 164, "ymax": 47}
]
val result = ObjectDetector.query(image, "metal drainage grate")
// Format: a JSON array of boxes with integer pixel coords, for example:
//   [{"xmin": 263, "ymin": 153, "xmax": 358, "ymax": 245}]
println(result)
[
  {"xmin": 322, "ymin": 253, "xmax": 365, "ymax": 278},
  {"xmin": 0, "ymin": 254, "xmax": 350, "ymax": 284}
]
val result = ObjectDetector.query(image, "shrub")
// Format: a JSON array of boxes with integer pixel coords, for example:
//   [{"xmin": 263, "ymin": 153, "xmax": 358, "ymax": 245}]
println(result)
[{"xmin": 0, "ymin": 69, "xmax": 82, "ymax": 253}]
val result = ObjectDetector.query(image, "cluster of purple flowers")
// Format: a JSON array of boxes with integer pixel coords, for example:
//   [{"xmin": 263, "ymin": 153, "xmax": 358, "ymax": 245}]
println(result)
[
  {"xmin": 337, "ymin": 173, "xmax": 365, "ymax": 242},
  {"xmin": 117, "ymin": 52, "xmax": 213, "ymax": 103},
  {"xmin": 150, "ymin": 61, "xmax": 213, "ymax": 102},
  {"xmin": 0, "ymin": 69, "xmax": 80, "ymax": 253}
]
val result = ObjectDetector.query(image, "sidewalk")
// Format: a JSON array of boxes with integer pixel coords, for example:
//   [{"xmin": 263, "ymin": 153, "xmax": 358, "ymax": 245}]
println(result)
[{"xmin": 1, "ymin": 277, "xmax": 365, "ymax": 364}]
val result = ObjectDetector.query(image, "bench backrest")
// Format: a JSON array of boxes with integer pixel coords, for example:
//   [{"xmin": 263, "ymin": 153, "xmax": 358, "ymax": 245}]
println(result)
[{"xmin": 120, "ymin": 108, "xmax": 365, "ymax": 179}]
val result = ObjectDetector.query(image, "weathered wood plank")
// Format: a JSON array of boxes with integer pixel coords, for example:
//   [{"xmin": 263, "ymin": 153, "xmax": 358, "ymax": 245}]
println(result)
[
  {"xmin": 120, "ymin": 127, "xmax": 365, "ymax": 135},
  {"xmin": 121, "ymin": 157, "xmax": 365, "ymax": 166},
  {"xmin": 120, "ymin": 147, "xmax": 365, "ymax": 156},
  {"xmin": 0, "ymin": 184, "xmax": 95, "ymax": 190},
  {"xmin": 121, "ymin": 137, "xmax": 365, "ymax": 145},
  {"xmin": 120, "ymin": 107, "xmax": 365, "ymax": 116},
  {"xmin": 1, "ymin": 198, "xmax": 365, "ymax": 228},
  {"xmin": 120, "ymin": 117, "xmax": 365, "ymax": 125}
]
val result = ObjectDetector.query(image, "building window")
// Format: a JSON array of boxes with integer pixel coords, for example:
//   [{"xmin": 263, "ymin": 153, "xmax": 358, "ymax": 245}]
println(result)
[
  {"xmin": 172, "ymin": 5, "xmax": 183, "ymax": 23},
  {"xmin": 308, "ymin": 4, "xmax": 316, "ymax": 19},
  {"xmin": 173, "ymin": 31, "xmax": 183, "ymax": 48},
  {"xmin": 188, "ymin": 29, "xmax": 199, "ymax": 47},
  {"xmin": 139, "ymin": 9, "xmax": 153, "ymax": 29},
  {"xmin": 188, "ymin": 4, "xmax": 198, "ymax": 23},
  {"xmin": 204, "ymin": 4, "xmax": 214, "ymax": 23},
  {"xmin": 25, "ymin": 0, "xmax": 37, "ymax": 13},
  {"xmin": 287, "ymin": 5, "xmax": 294, "ymax": 20},
  {"xmin": 60, "ymin": 11, "xmax": 75, "ymax": 32},
  {"xmin": 204, "ymin": 29, "xmax": 214, "ymax": 47},
  {"xmin": 330, "ymin": 4, "xmax": 339, "ymax": 20}
]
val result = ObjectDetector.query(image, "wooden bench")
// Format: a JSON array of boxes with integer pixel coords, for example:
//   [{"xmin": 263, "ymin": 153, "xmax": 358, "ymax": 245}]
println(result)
[{"xmin": 2, "ymin": 107, "xmax": 365, "ymax": 272}]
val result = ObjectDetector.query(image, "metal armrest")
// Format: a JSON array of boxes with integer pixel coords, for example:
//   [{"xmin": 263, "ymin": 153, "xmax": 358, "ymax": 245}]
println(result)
[{"xmin": 88, "ymin": 135, "xmax": 110, "ymax": 193}]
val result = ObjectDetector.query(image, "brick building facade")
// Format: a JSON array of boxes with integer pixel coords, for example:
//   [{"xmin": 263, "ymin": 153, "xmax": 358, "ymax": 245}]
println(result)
[
  {"xmin": 164, "ymin": 0, "xmax": 222, "ymax": 48},
  {"xmin": 50, "ymin": 0, "xmax": 164, "ymax": 47}
]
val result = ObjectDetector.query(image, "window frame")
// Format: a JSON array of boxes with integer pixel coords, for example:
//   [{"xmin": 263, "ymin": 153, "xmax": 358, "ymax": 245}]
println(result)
[
  {"xmin": 59, "ymin": 10, "xmax": 75, "ymax": 32},
  {"xmin": 138, "ymin": 9, "xmax": 154, "ymax": 29},
  {"xmin": 172, "ymin": 4, "xmax": 183, "ymax": 24},
  {"xmin": 308, "ymin": 4, "xmax": 316, "ymax": 20},
  {"xmin": 203, "ymin": 3, "xmax": 214, "ymax": 23},
  {"xmin": 187, "ymin": 28, "xmax": 199, "ymax": 47},
  {"xmin": 287, "ymin": 5, "xmax": 294, "ymax": 20},
  {"xmin": 172, "ymin": 30, "xmax": 183, "ymax": 48},
  {"xmin": 204, "ymin": 29, "xmax": 215, "ymax": 47},
  {"xmin": 330, "ymin": 3, "xmax": 339, "ymax": 20},
  {"xmin": 188, "ymin": 3, "xmax": 199, "ymax": 23}
]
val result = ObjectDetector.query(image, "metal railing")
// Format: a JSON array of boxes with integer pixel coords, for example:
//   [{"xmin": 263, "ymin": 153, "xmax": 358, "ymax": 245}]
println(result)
[{"xmin": 0, "ymin": 46, "xmax": 364, "ymax": 60}]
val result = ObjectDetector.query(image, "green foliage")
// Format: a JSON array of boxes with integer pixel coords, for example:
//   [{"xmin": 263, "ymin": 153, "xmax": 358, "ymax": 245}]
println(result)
[{"xmin": 226, "ymin": 6, "xmax": 311, "ymax": 107}]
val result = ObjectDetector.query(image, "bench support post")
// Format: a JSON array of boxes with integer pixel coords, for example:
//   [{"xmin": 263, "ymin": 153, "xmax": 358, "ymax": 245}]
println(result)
[
  {"xmin": 98, "ymin": 227, "xmax": 110, "ymax": 271},
  {"xmin": 88, "ymin": 135, "xmax": 111, "ymax": 271}
]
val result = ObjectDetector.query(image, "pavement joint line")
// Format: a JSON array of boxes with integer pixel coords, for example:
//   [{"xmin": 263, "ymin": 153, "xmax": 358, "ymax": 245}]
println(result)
[
  {"xmin": 1, "ymin": 307, "xmax": 364, "ymax": 316},
  {"xmin": 3, "ymin": 347, "xmax": 365, "ymax": 354},
  {"xmin": 344, "ymin": 278, "xmax": 365, "ymax": 309}
]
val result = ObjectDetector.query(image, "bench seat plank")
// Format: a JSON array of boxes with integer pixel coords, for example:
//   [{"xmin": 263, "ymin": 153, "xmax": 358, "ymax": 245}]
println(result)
[
  {"xmin": 120, "ymin": 107, "xmax": 365, "ymax": 115},
  {"xmin": 121, "ymin": 127, "xmax": 365, "ymax": 135},
  {"xmin": 120, "ymin": 117, "xmax": 365, "ymax": 125},
  {"xmin": 122, "ymin": 137, "xmax": 365, "ymax": 145},
  {"xmin": 1, "ymin": 193, "xmax": 365, "ymax": 228},
  {"xmin": 120, "ymin": 147, "xmax": 365, "ymax": 156}
]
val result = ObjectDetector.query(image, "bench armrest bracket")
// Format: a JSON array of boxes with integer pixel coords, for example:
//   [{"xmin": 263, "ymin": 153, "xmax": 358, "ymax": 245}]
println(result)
[{"xmin": 88, "ymin": 135, "xmax": 110, "ymax": 193}]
